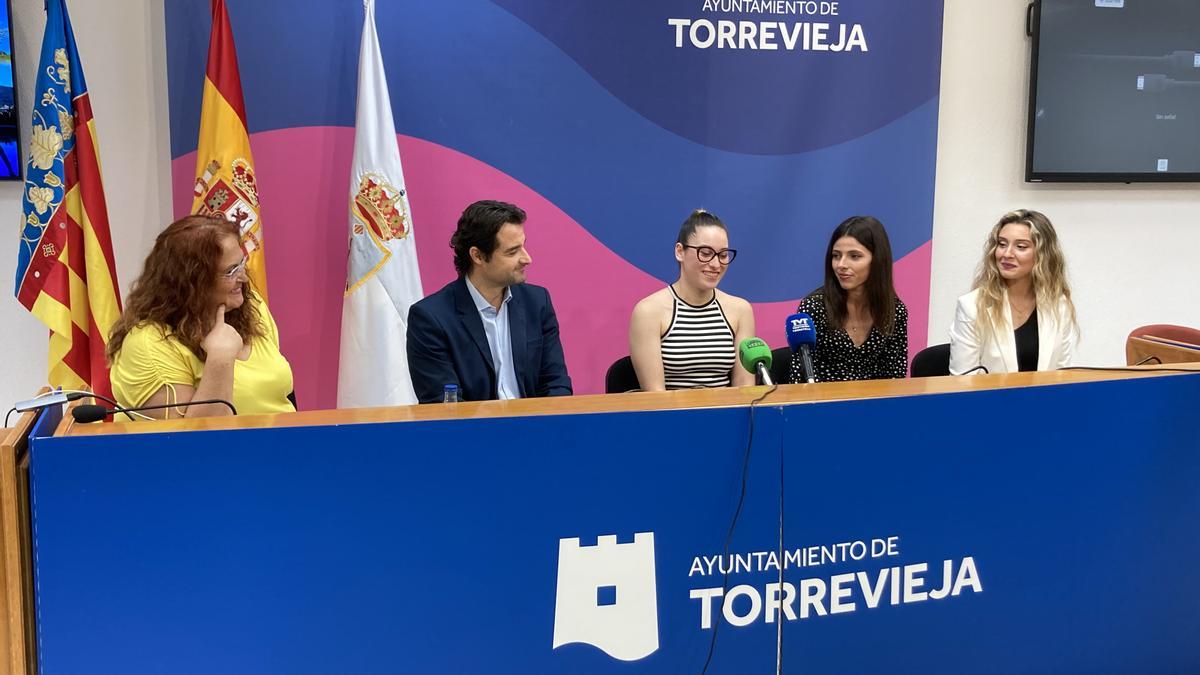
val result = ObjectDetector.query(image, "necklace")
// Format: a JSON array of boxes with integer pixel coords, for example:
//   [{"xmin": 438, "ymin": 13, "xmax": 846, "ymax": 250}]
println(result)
[
  {"xmin": 1009, "ymin": 296, "xmax": 1035, "ymax": 325},
  {"xmin": 845, "ymin": 318, "xmax": 871, "ymax": 345},
  {"xmin": 844, "ymin": 298, "xmax": 872, "ymax": 345}
]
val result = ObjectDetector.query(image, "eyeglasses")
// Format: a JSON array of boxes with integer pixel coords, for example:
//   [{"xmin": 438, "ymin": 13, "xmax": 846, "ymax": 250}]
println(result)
[
  {"xmin": 219, "ymin": 257, "xmax": 248, "ymax": 280},
  {"xmin": 682, "ymin": 245, "xmax": 737, "ymax": 265}
]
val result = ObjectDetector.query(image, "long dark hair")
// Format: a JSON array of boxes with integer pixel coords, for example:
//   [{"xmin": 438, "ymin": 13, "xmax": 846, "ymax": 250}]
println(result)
[
  {"xmin": 819, "ymin": 215, "xmax": 898, "ymax": 336},
  {"xmin": 107, "ymin": 215, "xmax": 264, "ymax": 362}
]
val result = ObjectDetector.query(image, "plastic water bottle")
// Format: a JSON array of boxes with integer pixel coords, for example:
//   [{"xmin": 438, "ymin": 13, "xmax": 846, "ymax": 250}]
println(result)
[{"xmin": 443, "ymin": 384, "xmax": 459, "ymax": 403}]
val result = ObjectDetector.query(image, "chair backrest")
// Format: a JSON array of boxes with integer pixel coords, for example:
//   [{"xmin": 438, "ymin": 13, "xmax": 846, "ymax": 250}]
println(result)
[
  {"xmin": 608, "ymin": 349, "xmax": 795, "ymax": 390},
  {"xmin": 768, "ymin": 347, "xmax": 792, "ymax": 385},
  {"xmin": 605, "ymin": 355, "xmax": 641, "ymax": 393},
  {"xmin": 1126, "ymin": 324, "xmax": 1200, "ymax": 365},
  {"xmin": 910, "ymin": 343, "xmax": 951, "ymax": 378}
]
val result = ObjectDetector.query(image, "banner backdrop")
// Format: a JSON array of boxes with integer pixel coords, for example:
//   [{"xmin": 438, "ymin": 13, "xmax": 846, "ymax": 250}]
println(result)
[{"xmin": 165, "ymin": 0, "xmax": 945, "ymax": 406}]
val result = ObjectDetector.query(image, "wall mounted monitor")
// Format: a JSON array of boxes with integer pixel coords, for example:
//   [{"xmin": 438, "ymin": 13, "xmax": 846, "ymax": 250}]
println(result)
[
  {"xmin": 0, "ymin": 0, "xmax": 17, "ymax": 180},
  {"xmin": 1026, "ymin": 0, "xmax": 1200, "ymax": 182}
]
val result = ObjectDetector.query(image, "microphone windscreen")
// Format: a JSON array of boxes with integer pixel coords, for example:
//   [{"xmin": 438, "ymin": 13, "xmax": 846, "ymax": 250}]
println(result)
[
  {"xmin": 786, "ymin": 312, "xmax": 818, "ymax": 350},
  {"xmin": 71, "ymin": 404, "xmax": 108, "ymax": 423},
  {"xmin": 738, "ymin": 337, "xmax": 772, "ymax": 374}
]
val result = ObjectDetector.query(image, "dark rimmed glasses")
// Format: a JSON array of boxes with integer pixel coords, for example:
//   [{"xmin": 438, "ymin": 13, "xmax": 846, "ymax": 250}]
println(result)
[{"xmin": 682, "ymin": 244, "xmax": 737, "ymax": 265}]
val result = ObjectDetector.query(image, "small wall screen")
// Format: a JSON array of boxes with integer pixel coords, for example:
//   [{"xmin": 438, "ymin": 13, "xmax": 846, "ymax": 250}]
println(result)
[{"xmin": 1027, "ymin": 0, "xmax": 1200, "ymax": 182}]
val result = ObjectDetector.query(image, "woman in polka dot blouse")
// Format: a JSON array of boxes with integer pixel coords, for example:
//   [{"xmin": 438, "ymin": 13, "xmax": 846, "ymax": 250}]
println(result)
[{"xmin": 788, "ymin": 216, "xmax": 908, "ymax": 383}]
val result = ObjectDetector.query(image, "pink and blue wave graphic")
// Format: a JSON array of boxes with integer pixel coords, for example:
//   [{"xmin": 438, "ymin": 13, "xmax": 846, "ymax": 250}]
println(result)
[{"xmin": 165, "ymin": 0, "xmax": 944, "ymax": 407}]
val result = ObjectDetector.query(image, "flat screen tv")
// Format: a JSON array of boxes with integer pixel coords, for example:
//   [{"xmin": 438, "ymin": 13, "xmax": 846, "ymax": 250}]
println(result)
[
  {"xmin": 0, "ymin": 0, "xmax": 16, "ymax": 180},
  {"xmin": 1026, "ymin": 0, "xmax": 1200, "ymax": 182}
]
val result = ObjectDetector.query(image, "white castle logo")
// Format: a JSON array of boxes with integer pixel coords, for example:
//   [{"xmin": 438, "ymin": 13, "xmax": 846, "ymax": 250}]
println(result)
[{"xmin": 552, "ymin": 532, "xmax": 659, "ymax": 661}]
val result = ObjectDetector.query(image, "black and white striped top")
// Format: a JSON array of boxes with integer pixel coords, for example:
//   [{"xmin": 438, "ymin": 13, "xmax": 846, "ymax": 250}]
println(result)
[{"xmin": 660, "ymin": 286, "xmax": 736, "ymax": 389}]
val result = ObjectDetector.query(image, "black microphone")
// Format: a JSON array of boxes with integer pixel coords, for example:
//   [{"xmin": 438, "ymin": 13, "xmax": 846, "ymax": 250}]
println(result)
[
  {"xmin": 785, "ymin": 312, "xmax": 817, "ymax": 384},
  {"xmin": 71, "ymin": 398, "xmax": 238, "ymax": 423}
]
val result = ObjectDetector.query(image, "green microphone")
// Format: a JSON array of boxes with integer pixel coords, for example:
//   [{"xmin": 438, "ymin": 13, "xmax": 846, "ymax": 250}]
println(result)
[{"xmin": 738, "ymin": 337, "xmax": 775, "ymax": 386}]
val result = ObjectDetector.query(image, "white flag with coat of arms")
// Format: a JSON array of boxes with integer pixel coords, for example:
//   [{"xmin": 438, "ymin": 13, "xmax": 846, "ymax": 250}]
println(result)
[{"xmin": 338, "ymin": 0, "xmax": 424, "ymax": 407}]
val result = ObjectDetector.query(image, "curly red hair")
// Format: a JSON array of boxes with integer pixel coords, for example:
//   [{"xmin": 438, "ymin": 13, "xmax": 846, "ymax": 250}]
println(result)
[{"xmin": 107, "ymin": 214, "xmax": 264, "ymax": 362}]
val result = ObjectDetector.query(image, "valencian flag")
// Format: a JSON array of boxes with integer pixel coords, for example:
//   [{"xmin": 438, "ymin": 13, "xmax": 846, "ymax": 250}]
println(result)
[
  {"xmin": 337, "ymin": 0, "xmax": 424, "ymax": 407},
  {"xmin": 15, "ymin": 0, "xmax": 121, "ymax": 398},
  {"xmin": 191, "ymin": 0, "xmax": 268, "ymax": 299}
]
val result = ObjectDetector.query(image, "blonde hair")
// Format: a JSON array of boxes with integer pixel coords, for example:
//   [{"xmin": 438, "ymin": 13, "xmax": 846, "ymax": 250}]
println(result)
[{"xmin": 971, "ymin": 209, "xmax": 1078, "ymax": 347}]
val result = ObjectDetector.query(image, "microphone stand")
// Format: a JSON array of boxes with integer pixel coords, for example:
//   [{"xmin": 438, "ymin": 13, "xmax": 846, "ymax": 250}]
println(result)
[{"xmin": 757, "ymin": 362, "xmax": 775, "ymax": 386}]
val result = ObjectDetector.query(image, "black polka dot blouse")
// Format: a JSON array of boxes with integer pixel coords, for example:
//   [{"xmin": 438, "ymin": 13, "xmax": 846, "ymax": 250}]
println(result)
[{"xmin": 788, "ymin": 293, "xmax": 909, "ymax": 383}]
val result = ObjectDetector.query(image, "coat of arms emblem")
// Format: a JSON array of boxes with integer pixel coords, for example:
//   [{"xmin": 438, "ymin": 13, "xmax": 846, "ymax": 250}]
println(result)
[
  {"xmin": 193, "ymin": 158, "xmax": 263, "ymax": 253},
  {"xmin": 344, "ymin": 173, "xmax": 414, "ymax": 293},
  {"xmin": 353, "ymin": 173, "xmax": 409, "ymax": 245}
]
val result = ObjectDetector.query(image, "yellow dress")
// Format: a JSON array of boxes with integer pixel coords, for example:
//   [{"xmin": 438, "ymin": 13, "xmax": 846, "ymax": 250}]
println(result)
[{"xmin": 110, "ymin": 304, "xmax": 295, "ymax": 415}]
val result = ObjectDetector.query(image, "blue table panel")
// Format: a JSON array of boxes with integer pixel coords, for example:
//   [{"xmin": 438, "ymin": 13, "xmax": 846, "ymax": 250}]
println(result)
[{"xmin": 29, "ymin": 374, "xmax": 1200, "ymax": 674}]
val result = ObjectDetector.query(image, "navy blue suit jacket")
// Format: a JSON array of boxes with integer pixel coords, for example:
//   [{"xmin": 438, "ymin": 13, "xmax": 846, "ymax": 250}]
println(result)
[{"xmin": 406, "ymin": 278, "xmax": 573, "ymax": 403}]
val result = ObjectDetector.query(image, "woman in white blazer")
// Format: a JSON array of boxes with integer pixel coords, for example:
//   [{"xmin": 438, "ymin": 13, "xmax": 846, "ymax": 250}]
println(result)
[{"xmin": 949, "ymin": 210, "xmax": 1078, "ymax": 375}]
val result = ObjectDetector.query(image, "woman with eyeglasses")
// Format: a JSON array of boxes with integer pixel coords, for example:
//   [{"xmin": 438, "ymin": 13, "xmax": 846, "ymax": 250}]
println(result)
[
  {"xmin": 788, "ymin": 215, "xmax": 908, "ymax": 383},
  {"xmin": 107, "ymin": 214, "xmax": 295, "ymax": 418},
  {"xmin": 628, "ymin": 209, "xmax": 755, "ymax": 391}
]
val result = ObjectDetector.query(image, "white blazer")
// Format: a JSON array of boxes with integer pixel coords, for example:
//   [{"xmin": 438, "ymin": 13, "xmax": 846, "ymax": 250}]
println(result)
[{"xmin": 948, "ymin": 288, "xmax": 1077, "ymax": 375}]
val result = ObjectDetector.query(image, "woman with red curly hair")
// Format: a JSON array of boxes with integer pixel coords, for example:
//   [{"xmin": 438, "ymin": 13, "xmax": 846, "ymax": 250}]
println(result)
[{"xmin": 107, "ymin": 215, "xmax": 295, "ymax": 418}]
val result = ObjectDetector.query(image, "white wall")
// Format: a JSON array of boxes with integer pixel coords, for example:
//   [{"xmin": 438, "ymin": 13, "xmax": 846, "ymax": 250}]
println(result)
[
  {"xmin": 1, "ymin": 0, "xmax": 1197, "ymax": 413},
  {"xmin": 929, "ymin": 0, "xmax": 1200, "ymax": 365},
  {"xmin": 0, "ymin": 0, "xmax": 170, "ymax": 411}
]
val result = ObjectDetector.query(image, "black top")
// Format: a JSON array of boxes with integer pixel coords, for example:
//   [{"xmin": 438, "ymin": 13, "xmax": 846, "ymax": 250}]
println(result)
[
  {"xmin": 1014, "ymin": 311, "xmax": 1039, "ymax": 372},
  {"xmin": 788, "ymin": 293, "xmax": 909, "ymax": 383}
]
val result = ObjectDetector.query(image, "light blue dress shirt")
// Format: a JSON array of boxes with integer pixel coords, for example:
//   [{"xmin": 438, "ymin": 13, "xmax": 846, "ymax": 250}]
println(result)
[{"xmin": 464, "ymin": 277, "xmax": 521, "ymax": 400}]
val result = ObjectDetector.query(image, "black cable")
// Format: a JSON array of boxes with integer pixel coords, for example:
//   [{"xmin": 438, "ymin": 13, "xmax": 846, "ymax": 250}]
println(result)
[
  {"xmin": 55, "ymin": 390, "xmax": 136, "ymax": 421},
  {"xmin": 86, "ymin": 391, "xmax": 120, "ymax": 408},
  {"xmin": 775, "ymin": 403, "xmax": 785, "ymax": 674},
  {"xmin": 72, "ymin": 398, "xmax": 238, "ymax": 423},
  {"xmin": 87, "ymin": 392, "xmax": 141, "ymax": 422},
  {"xmin": 701, "ymin": 383, "xmax": 778, "ymax": 675},
  {"xmin": 4, "ymin": 391, "xmax": 128, "ymax": 427},
  {"xmin": 1132, "ymin": 355, "xmax": 1162, "ymax": 366},
  {"xmin": 71, "ymin": 391, "xmax": 136, "ymax": 417}
]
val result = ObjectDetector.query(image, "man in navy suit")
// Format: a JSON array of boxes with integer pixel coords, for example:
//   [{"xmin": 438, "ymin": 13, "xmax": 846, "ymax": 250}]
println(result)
[{"xmin": 406, "ymin": 200, "xmax": 573, "ymax": 403}]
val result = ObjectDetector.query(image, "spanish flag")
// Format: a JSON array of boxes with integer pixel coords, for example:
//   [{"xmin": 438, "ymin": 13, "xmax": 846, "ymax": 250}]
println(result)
[
  {"xmin": 14, "ymin": 0, "xmax": 121, "ymax": 399},
  {"xmin": 191, "ymin": 0, "xmax": 268, "ymax": 299}
]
